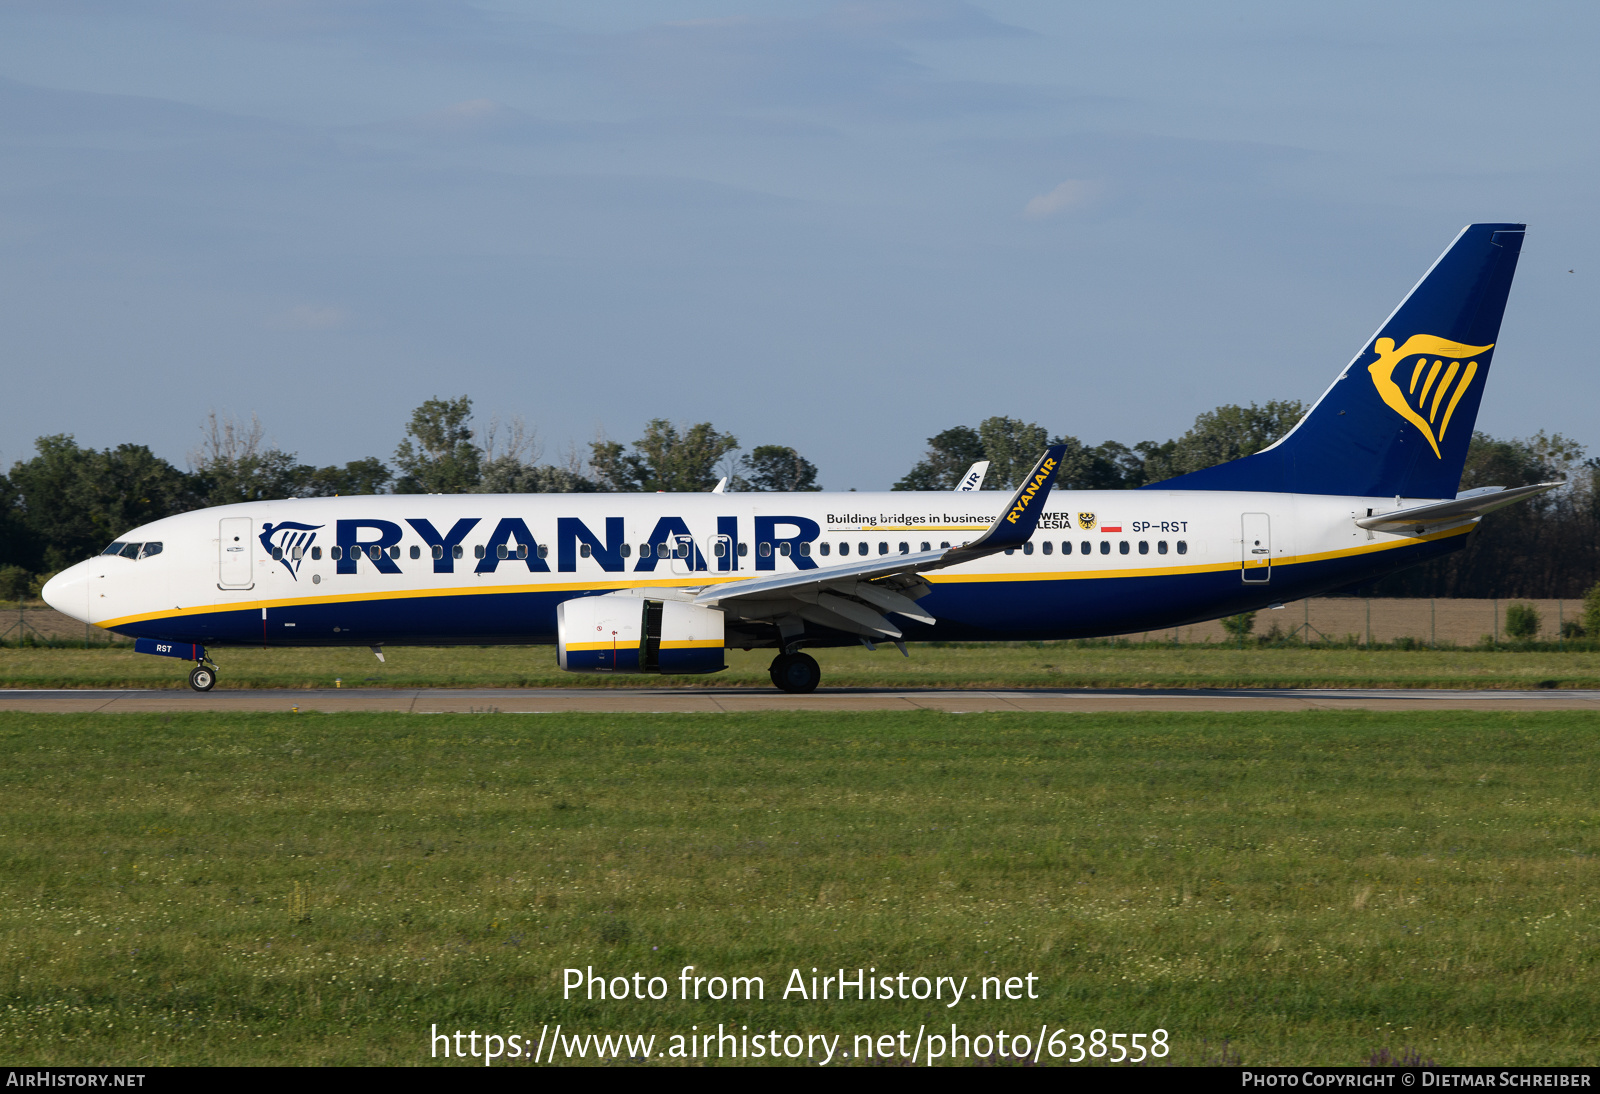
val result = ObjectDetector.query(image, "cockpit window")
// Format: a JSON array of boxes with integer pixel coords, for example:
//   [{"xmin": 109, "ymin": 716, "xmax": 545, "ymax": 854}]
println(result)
[{"xmin": 101, "ymin": 540, "xmax": 162, "ymax": 559}]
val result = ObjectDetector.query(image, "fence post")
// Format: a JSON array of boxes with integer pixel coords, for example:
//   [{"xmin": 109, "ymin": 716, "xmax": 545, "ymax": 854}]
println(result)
[
  {"xmin": 1431, "ymin": 598, "xmax": 1436, "ymax": 649},
  {"xmin": 1493, "ymin": 599, "xmax": 1498, "ymax": 645},
  {"xmin": 1366, "ymin": 598, "xmax": 1372, "ymax": 648}
]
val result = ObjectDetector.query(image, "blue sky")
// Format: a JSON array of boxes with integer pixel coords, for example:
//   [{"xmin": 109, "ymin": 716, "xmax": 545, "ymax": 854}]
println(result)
[{"xmin": 1, "ymin": 1, "xmax": 1595, "ymax": 488}]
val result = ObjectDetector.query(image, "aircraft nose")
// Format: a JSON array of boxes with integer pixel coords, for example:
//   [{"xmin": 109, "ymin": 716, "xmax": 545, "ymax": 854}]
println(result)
[{"xmin": 42, "ymin": 560, "xmax": 92, "ymax": 623}]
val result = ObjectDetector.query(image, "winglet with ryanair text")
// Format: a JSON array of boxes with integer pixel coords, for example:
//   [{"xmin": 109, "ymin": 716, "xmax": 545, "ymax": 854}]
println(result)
[{"xmin": 948, "ymin": 444, "xmax": 1066, "ymax": 558}]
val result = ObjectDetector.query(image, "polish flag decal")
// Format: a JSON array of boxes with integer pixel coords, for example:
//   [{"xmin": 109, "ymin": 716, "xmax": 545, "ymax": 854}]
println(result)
[{"xmin": 1101, "ymin": 525, "xmax": 1122, "ymax": 533}]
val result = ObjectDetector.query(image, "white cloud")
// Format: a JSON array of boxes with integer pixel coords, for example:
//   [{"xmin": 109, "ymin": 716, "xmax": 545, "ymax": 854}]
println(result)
[{"xmin": 1023, "ymin": 179, "xmax": 1098, "ymax": 218}]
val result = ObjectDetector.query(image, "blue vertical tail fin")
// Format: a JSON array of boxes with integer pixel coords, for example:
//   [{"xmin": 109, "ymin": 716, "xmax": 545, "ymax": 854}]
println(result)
[{"xmin": 1151, "ymin": 223, "xmax": 1525, "ymax": 498}]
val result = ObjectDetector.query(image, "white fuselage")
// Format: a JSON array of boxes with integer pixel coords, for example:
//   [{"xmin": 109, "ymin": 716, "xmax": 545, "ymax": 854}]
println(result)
[{"xmin": 44, "ymin": 488, "xmax": 1472, "ymax": 650}]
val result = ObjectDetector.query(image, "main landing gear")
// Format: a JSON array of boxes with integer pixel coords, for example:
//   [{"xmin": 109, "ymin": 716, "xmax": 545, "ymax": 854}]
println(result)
[
  {"xmin": 769, "ymin": 652, "xmax": 821, "ymax": 694},
  {"xmin": 188, "ymin": 663, "xmax": 217, "ymax": 692}
]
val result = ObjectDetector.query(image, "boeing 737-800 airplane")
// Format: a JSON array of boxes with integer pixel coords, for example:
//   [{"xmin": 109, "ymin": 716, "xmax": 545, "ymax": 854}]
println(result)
[{"xmin": 44, "ymin": 223, "xmax": 1553, "ymax": 693}]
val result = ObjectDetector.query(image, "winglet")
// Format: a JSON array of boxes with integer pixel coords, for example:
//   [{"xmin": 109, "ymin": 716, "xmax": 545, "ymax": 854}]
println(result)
[{"xmin": 953, "ymin": 445, "xmax": 1065, "ymax": 556}]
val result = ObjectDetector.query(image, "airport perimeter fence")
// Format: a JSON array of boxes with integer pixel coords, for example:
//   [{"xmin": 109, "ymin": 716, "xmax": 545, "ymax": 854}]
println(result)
[{"xmin": 1099, "ymin": 597, "xmax": 1590, "ymax": 648}]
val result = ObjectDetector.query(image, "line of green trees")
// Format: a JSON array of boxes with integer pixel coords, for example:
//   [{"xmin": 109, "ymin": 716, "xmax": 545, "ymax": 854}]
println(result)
[
  {"xmin": 1, "ymin": 395, "xmax": 1595, "ymax": 600},
  {"xmin": 0, "ymin": 398, "xmax": 819, "ymax": 584}
]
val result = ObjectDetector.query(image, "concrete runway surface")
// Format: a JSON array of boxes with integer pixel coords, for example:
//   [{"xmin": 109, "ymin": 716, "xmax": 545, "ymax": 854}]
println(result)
[{"xmin": 3, "ymin": 687, "xmax": 1600, "ymax": 714}]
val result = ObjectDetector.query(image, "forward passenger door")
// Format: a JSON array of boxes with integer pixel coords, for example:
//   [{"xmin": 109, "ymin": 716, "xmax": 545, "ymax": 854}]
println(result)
[{"xmin": 218, "ymin": 517, "xmax": 255, "ymax": 589}]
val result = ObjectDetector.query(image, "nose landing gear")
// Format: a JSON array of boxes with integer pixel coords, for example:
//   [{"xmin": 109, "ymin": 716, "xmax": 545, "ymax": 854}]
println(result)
[
  {"xmin": 188, "ymin": 663, "xmax": 217, "ymax": 692},
  {"xmin": 768, "ymin": 652, "xmax": 821, "ymax": 694}
]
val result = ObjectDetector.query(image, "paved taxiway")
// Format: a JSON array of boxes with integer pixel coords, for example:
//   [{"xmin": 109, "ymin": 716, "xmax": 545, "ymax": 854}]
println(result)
[{"xmin": 3, "ymin": 688, "xmax": 1600, "ymax": 713}]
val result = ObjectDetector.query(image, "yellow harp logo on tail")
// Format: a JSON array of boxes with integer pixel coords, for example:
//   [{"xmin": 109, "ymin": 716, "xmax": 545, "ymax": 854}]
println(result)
[{"xmin": 1367, "ymin": 334, "xmax": 1493, "ymax": 458}]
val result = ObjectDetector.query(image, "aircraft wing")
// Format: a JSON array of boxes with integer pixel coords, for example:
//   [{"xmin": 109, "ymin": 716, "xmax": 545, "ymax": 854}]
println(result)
[
  {"xmin": 1355, "ymin": 481, "xmax": 1563, "ymax": 533},
  {"xmin": 693, "ymin": 446, "xmax": 1065, "ymax": 639}
]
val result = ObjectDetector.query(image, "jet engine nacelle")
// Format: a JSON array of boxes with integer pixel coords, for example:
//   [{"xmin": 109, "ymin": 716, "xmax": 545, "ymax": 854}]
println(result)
[{"xmin": 557, "ymin": 593, "xmax": 725, "ymax": 675}]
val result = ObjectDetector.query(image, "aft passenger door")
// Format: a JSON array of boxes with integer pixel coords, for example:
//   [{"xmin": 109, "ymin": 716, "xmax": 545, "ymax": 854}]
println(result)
[
  {"xmin": 219, "ymin": 517, "xmax": 255, "ymax": 589},
  {"xmin": 1241, "ymin": 513, "xmax": 1271, "ymax": 583}
]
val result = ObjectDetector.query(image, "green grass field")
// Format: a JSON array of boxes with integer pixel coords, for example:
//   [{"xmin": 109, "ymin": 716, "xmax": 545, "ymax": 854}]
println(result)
[
  {"xmin": 1, "ymin": 709, "xmax": 1596, "ymax": 1066},
  {"xmin": 6, "ymin": 642, "xmax": 1600, "ymax": 690}
]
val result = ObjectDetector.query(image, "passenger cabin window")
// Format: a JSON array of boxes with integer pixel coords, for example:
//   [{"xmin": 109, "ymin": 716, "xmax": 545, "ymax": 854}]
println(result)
[
  {"xmin": 799, "ymin": 541, "xmax": 811, "ymax": 556},
  {"xmin": 291, "ymin": 546, "xmax": 303, "ymax": 561},
  {"xmin": 1081, "ymin": 541, "xmax": 1092, "ymax": 554},
  {"xmin": 779, "ymin": 542, "xmax": 791, "ymax": 557},
  {"xmin": 1176, "ymin": 540, "xmax": 1188, "ymax": 554},
  {"xmin": 878, "ymin": 542, "xmax": 888, "ymax": 555},
  {"xmin": 859, "ymin": 542, "xmax": 868, "ymax": 555},
  {"xmin": 738, "ymin": 542, "xmax": 748, "ymax": 556},
  {"xmin": 432, "ymin": 545, "xmax": 443, "ymax": 560},
  {"xmin": 474, "ymin": 545, "xmax": 485, "ymax": 559},
  {"xmin": 921, "ymin": 541, "xmax": 931, "ymax": 552},
  {"xmin": 1099, "ymin": 541, "xmax": 1110, "ymax": 555},
  {"xmin": 452, "ymin": 545, "xmax": 463, "ymax": 559},
  {"xmin": 838, "ymin": 542, "xmax": 849, "ymax": 556},
  {"xmin": 1119, "ymin": 541, "xmax": 1129, "ymax": 555},
  {"xmin": 899, "ymin": 542, "xmax": 909, "ymax": 554},
  {"xmin": 579, "ymin": 544, "xmax": 591, "ymax": 558},
  {"xmin": 497, "ymin": 544, "xmax": 508, "ymax": 559},
  {"xmin": 658, "ymin": 542, "xmax": 670, "ymax": 558},
  {"xmin": 759, "ymin": 542, "xmax": 772, "ymax": 557},
  {"xmin": 370, "ymin": 545, "xmax": 383, "ymax": 560},
  {"xmin": 639, "ymin": 543, "xmax": 652, "ymax": 558},
  {"xmin": 622, "ymin": 544, "xmax": 633, "ymax": 558},
  {"xmin": 819, "ymin": 542, "xmax": 831, "ymax": 556},
  {"xmin": 1022, "ymin": 542, "xmax": 1033, "ymax": 555},
  {"xmin": 331, "ymin": 546, "xmax": 343, "ymax": 561},
  {"xmin": 940, "ymin": 541, "xmax": 950, "ymax": 549},
  {"xmin": 271, "ymin": 547, "xmax": 283, "ymax": 560},
  {"xmin": 1138, "ymin": 540, "xmax": 1149, "ymax": 555},
  {"xmin": 312, "ymin": 546, "xmax": 322, "ymax": 560},
  {"xmin": 1041, "ymin": 541, "xmax": 1052, "ymax": 555},
  {"xmin": 518, "ymin": 544, "xmax": 529, "ymax": 559},
  {"xmin": 538, "ymin": 544, "xmax": 549, "ymax": 559},
  {"xmin": 410, "ymin": 545, "xmax": 421, "ymax": 559},
  {"xmin": 1157, "ymin": 541, "xmax": 1168, "ymax": 554},
  {"xmin": 1060, "ymin": 541, "xmax": 1071, "ymax": 555}
]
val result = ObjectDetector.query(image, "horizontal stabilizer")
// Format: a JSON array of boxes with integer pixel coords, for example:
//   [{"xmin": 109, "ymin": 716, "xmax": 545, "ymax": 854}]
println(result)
[{"xmin": 1355, "ymin": 481, "xmax": 1562, "ymax": 533}]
